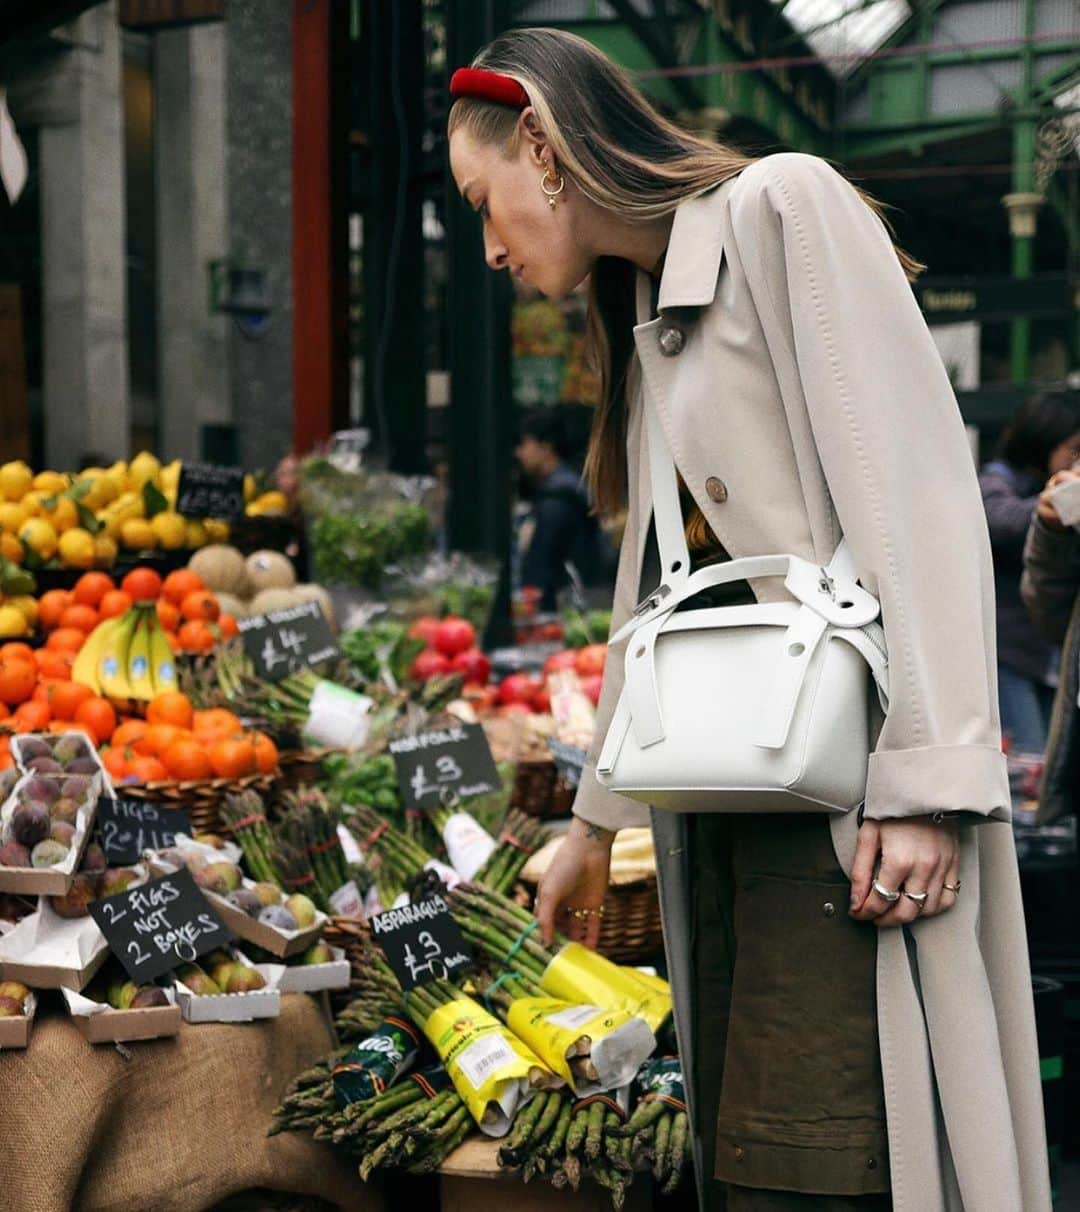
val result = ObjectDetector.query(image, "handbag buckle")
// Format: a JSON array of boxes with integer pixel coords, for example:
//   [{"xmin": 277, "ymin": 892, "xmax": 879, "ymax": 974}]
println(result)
[{"xmin": 632, "ymin": 584, "xmax": 672, "ymax": 618}]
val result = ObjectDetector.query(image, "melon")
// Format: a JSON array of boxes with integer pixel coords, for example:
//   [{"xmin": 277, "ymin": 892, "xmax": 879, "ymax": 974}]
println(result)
[
  {"xmin": 291, "ymin": 583, "xmax": 335, "ymax": 627},
  {"xmin": 189, "ymin": 544, "xmax": 251, "ymax": 598},
  {"xmin": 245, "ymin": 549, "xmax": 296, "ymax": 594},
  {"xmin": 213, "ymin": 591, "xmax": 248, "ymax": 619},
  {"xmin": 249, "ymin": 587, "xmax": 305, "ymax": 617}
]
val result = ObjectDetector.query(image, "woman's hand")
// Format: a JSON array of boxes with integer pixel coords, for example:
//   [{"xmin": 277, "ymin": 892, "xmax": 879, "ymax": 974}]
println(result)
[
  {"xmin": 535, "ymin": 817, "xmax": 615, "ymax": 950},
  {"xmin": 849, "ymin": 817, "xmax": 960, "ymax": 927},
  {"xmin": 1037, "ymin": 469, "xmax": 1080, "ymax": 531}
]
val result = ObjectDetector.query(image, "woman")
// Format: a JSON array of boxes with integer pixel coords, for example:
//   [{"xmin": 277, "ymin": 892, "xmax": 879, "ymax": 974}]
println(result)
[
  {"xmin": 447, "ymin": 29, "xmax": 1048, "ymax": 1212},
  {"xmin": 980, "ymin": 391, "xmax": 1080, "ymax": 754}
]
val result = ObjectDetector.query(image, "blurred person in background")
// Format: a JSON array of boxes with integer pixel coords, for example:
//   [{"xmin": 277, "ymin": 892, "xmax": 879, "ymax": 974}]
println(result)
[
  {"xmin": 980, "ymin": 389, "xmax": 1080, "ymax": 753},
  {"xmin": 515, "ymin": 407, "xmax": 615, "ymax": 610}
]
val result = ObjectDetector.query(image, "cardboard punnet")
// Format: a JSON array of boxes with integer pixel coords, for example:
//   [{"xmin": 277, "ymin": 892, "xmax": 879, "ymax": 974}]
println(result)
[
  {"xmin": 0, "ymin": 990, "xmax": 36, "ymax": 1049},
  {"xmin": 62, "ymin": 986, "xmax": 182, "ymax": 1044},
  {"xmin": 0, "ymin": 770, "xmax": 102, "ymax": 896},
  {"xmin": 173, "ymin": 950, "xmax": 281, "ymax": 1023},
  {"xmin": 0, "ymin": 900, "xmax": 108, "ymax": 990},
  {"xmin": 11, "ymin": 730, "xmax": 110, "ymax": 784},
  {"xmin": 257, "ymin": 944, "xmax": 350, "ymax": 994}
]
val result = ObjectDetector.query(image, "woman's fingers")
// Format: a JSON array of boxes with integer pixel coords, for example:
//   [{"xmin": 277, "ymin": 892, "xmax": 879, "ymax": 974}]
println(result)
[
  {"xmin": 938, "ymin": 850, "xmax": 962, "ymax": 913},
  {"xmin": 875, "ymin": 854, "xmax": 939, "ymax": 928},
  {"xmin": 584, "ymin": 908, "xmax": 603, "ymax": 951},
  {"xmin": 534, "ymin": 880, "xmax": 558, "ymax": 947},
  {"xmin": 848, "ymin": 820, "xmax": 881, "ymax": 918}
]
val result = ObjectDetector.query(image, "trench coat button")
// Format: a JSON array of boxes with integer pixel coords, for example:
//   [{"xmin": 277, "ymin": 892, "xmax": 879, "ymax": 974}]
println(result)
[
  {"xmin": 658, "ymin": 326, "xmax": 685, "ymax": 357},
  {"xmin": 868, "ymin": 1158, "xmax": 878, "ymax": 1170},
  {"xmin": 822, "ymin": 902, "xmax": 836, "ymax": 917},
  {"xmin": 705, "ymin": 476, "xmax": 728, "ymax": 504},
  {"xmin": 734, "ymin": 1145, "xmax": 745, "ymax": 1161}
]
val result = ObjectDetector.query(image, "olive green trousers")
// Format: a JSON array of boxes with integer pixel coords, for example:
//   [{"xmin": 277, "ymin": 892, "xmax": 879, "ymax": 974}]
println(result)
[{"xmin": 688, "ymin": 813, "xmax": 892, "ymax": 1211}]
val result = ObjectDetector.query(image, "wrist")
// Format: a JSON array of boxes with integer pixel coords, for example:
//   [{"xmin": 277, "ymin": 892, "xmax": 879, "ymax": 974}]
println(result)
[{"xmin": 569, "ymin": 816, "xmax": 616, "ymax": 848}]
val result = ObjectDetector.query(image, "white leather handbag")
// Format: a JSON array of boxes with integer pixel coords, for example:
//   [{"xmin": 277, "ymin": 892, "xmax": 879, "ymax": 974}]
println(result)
[{"xmin": 595, "ymin": 390, "xmax": 890, "ymax": 815}]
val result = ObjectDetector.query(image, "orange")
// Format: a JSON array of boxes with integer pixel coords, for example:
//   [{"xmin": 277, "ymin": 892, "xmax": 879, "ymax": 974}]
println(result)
[
  {"xmin": 32, "ymin": 679, "xmax": 60, "ymax": 704},
  {"xmin": 209, "ymin": 735, "xmax": 256, "ymax": 778},
  {"xmin": 192, "ymin": 708, "xmax": 242, "ymax": 741},
  {"xmin": 75, "ymin": 696, "xmax": 116, "ymax": 744},
  {"xmin": 162, "ymin": 738, "xmax": 214, "ymax": 782},
  {"xmin": 121, "ymin": 567, "xmax": 162, "ymax": 603},
  {"xmin": 99, "ymin": 589, "xmax": 133, "ymax": 619},
  {"xmin": 48, "ymin": 681, "xmax": 94, "ymax": 721},
  {"xmin": 0, "ymin": 642, "xmax": 34, "ymax": 664},
  {"xmin": 165, "ymin": 631, "xmax": 181, "ymax": 654},
  {"xmin": 34, "ymin": 649, "xmax": 73, "ymax": 680},
  {"xmin": 111, "ymin": 719, "xmax": 148, "ymax": 750},
  {"xmin": 155, "ymin": 599, "xmax": 180, "ymax": 632},
  {"xmin": 217, "ymin": 613, "xmax": 239, "ymax": 640},
  {"xmin": 38, "ymin": 589, "xmax": 73, "ymax": 632},
  {"xmin": 12, "ymin": 699, "xmax": 50, "ymax": 731},
  {"xmin": 0, "ymin": 754, "xmax": 12, "ymax": 771},
  {"xmin": 162, "ymin": 568, "xmax": 204, "ymax": 607},
  {"xmin": 177, "ymin": 620, "xmax": 215, "ymax": 654},
  {"xmin": 72, "ymin": 571, "xmax": 115, "ymax": 608},
  {"xmin": 127, "ymin": 754, "xmax": 168, "ymax": 783},
  {"xmin": 135, "ymin": 722, "xmax": 183, "ymax": 758},
  {"xmin": 146, "ymin": 690, "xmax": 194, "ymax": 730},
  {"xmin": 0, "ymin": 657, "xmax": 37, "ymax": 707},
  {"xmin": 180, "ymin": 591, "xmax": 220, "ymax": 623},
  {"xmin": 58, "ymin": 603, "xmax": 99, "ymax": 634},
  {"xmin": 251, "ymin": 731, "xmax": 279, "ymax": 774},
  {"xmin": 46, "ymin": 628, "xmax": 87, "ymax": 655},
  {"xmin": 102, "ymin": 745, "xmax": 130, "ymax": 781}
]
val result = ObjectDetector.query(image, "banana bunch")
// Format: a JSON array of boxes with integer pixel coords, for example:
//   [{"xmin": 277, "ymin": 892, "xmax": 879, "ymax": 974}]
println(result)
[{"xmin": 73, "ymin": 605, "xmax": 179, "ymax": 707}]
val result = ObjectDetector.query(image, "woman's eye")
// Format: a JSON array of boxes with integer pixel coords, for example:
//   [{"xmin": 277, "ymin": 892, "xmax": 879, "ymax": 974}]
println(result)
[{"xmin": 478, "ymin": 201, "xmax": 490, "ymax": 220}]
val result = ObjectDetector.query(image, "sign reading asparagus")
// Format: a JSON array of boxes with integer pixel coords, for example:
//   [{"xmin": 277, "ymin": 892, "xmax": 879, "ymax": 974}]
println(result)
[
  {"xmin": 98, "ymin": 797, "xmax": 192, "ymax": 865},
  {"xmin": 176, "ymin": 461, "xmax": 246, "ymax": 519},
  {"xmin": 238, "ymin": 600, "xmax": 340, "ymax": 681},
  {"xmin": 370, "ymin": 895, "xmax": 471, "ymax": 992},
  {"xmin": 89, "ymin": 867, "xmax": 232, "ymax": 983},
  {"xmin": 389, "ymin": 722, "xmax": 500, "ymax": 811}
]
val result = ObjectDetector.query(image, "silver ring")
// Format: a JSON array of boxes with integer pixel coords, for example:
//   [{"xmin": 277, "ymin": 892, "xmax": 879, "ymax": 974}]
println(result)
[
  {"xmin": 871, "ymin": 879, "xmax": 900, "ymax": 903},
  {"xmin": 943, "ymin": 881, "xmax": 961, "ymax": 895},
  {"xmin": 903, "ymin": 889, "xmax": 929, "ymax": 909}
]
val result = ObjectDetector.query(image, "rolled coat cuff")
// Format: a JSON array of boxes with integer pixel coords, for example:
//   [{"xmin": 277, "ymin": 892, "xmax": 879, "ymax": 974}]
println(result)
[
  {"xmin": 864, "ymin": 744, "xmax": 1011, "ymax": 823},
  {"xmin": 571, "ymin": 762, "xmax": 651, "ymax": 832}
]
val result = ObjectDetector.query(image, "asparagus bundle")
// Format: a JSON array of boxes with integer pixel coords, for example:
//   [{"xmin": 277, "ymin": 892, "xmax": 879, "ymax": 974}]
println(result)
[
  {"xmin": 268, "ymin": 1050, "xmax": 349, "ymax": 1136},
  {"xmin": 473, "ymin": 808, "xmax": 548, "ymax": 895},
  {"xmin": 272, "ymin": 837, "xmax": 328, "ymax": 912},
  {"xmin": 331, "ymin": 921, "xmax": 408, "ymax": 1040},
  {"xmin": 550, "ymin": 1096, "xmax": 637, "ymax": 1207},
  {"xmin": 496, "ymin": 1089, "xmax": 572, "ymax": 1179},
  {"xmin": 277, "ymin": 787, "xmax": 352, "ymax": 905},
  {"xmin": 611, "ymin": 1056, "xmax": 689, "ymax": 1195},
  {"xmin": 220, "ymin": 789, "xmax": 281, "ymax": 886},
  {"xmin": 345, "ymin": 802, "xmax": 435, "ymax": 905}
]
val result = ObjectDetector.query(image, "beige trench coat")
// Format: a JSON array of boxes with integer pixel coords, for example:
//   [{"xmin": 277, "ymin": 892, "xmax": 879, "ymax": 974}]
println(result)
[{"xmin": 571, "ymin": 153, "xmax": 1051, "ymax": 1211}]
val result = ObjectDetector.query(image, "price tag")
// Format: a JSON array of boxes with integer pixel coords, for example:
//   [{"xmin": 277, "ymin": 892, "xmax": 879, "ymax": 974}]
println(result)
[
  {"xmin": 389, "ymin": 723, "xmax": 500, "ymax": 811},
  {"xmin": 176, "ymin": 461, "xmax": 246, "ymax": 520},
  {"xmin": 89, "ymin": 868, "xmax": 232, "ymax": 983},
  {"xmin": 238, "ymin": 600, "xmax": 340, "ymax": 681},
  {"xmin": 546, "ymin": 739, "xmax": 588, "ymax": 789},
  {"xmin": 98, "ymin": 797, "xmax": 192, "ymax": 865},
  {"xmin": 369, "ymin": 894, "xmax": 471, "ymax": 992}
]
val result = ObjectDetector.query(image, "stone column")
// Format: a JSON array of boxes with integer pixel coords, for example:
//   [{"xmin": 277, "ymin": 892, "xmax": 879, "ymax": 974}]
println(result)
[{"xmin": 154, "ymin": 20, "xmax": 230, "ymax": 462}]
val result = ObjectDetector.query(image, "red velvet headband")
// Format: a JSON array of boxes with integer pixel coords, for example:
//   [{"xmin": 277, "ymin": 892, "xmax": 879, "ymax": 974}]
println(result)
[{"xmin": 450, "ymin": 67, "xmax": 529, "ymax": 110}]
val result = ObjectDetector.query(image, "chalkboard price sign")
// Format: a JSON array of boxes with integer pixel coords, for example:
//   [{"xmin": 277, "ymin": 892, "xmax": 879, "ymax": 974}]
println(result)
[
  {"xmin": 176, "ymin": 461, "xmax": 246, "ymax": 520},
  {"xmin": 89, "ymin": 868, "xmax": 232, "ymax": 983},
  {"xmin": 238, "ymin": 600, "xmax": 340, "ymax": 681},
  {"xmin": 389, "ymin": 723, "xmax": 500, "ymax": 812},
  {"xmin": 98, "ymin": 797, "xmax": 192, "ymax": 865},
  {"xmin": 370, "ymin": 895, "xmax": 471, "ymax": 992},
  {"xmin": 546, "ymin": 739, "xmax": 587, "ymax": 789}
]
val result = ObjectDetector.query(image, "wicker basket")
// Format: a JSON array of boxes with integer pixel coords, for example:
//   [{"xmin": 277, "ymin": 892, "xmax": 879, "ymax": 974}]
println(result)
[
  {"xmin": 276, "ymin": 747, "xmax": 345, "ymax": 790},
  {"xmin": 510, "ymin": 759, "xmax": 576, "ymax": 820},
  {"xmin": 117, "ymin": 771, "xmax": 276, "ymax": 835}
]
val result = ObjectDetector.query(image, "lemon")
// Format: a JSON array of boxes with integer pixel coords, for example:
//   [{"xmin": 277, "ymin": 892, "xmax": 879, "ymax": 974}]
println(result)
[
  {"xmin": 203, "ymin": 518, "xmax": 230, "ymax": 543},
  {"xmin": 6, "ymin": 595, "xmax": 38, "ymax": 628},
  {"xmin": 43, "ymin": 495, "xmax": 79, "ymax": 533},
  {"xmin": 243, "ymin": 473, "xmax": 256, "ymax": 503},
  {"xmin": 128, "ymin": 451, "xmax": 161, "ymax": 491},
  {"xmin": 57, "ymin": 527, "xmax": 96, "ymax": 569},
  {"xmin": 73, "ymin": 472, "xmax": 108, "ymax": 511},
  {"xmin": 0, "ymin": 461, "xmax": 32, "ymax": 502},
  {"xmin": 0, "ymin": 502, "xmax": 26, "ymax": 533},
  {"xmin": 98, "ymin": 471, "xmax": 124, "ymax": 505},
  {"xmin": 161, "ymin": 460, "xmax": 181, "ymax": 493},
  {"xmin": 184, "ymin": 519, "xmax": 208, "ymax": 548},
  {"xmin": 247, "ymin": 490, "xmax": 289, "ymax": 516},
  {"xmin": 19, "ymin": 490, "xmax": 45, "ymax": 517},
  {"xmin": 94, "ymin": 533, "xmax": 118, "ymax": 568},
  {"xmin": 0, "ymin": 605, "xmax": 27, "ymax": 638},
  {"xmin": 18, "ymin": 517, "xmax": 58, "ymax": 561},
  {"xmin": 0, "ymin": 533, "xmax": 23, "ymax": 564},
  {"xmin": 32, "ymin": 470, "xmax": 68, "ymax": 496},
  {"xmin": 150, "ymin": 510, "xmax": 186, "ymax": 550},
  {"xmin": 120, "ymin": 518, "xmax": 157, "ymax": 550}
]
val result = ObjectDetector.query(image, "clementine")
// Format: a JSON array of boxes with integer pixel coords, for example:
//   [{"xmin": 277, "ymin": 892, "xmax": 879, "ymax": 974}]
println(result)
[
  {"xmin": 99, "ymin": 589, "xmax": 133, "ymax": 619},
  {"xmin": 75, "ymin": 696, "xmax": 116, "ymax": 744},
  {"xmin": 162, "ymin": 568, "xmax": 204, "ymax": 607},
  {"xmin": 162, "ymin": 738, "xmax": 214, "ymax": 782},
  {"xmin": 121, "ymin": 567, "xmax": 163, "ymax": 602},
  {"xmin": 73, "ymin": 571, "xmax": 115, "ymax": 608},
  {"xmin": 38, "ymin": 589, "xmax": 73, "ymax": 632},
  {"xmin": 209, "ymin": 736, "xmax": 256, "ymax": 778},
  {"xmin": 146, "ymin": 690, "xmax": 194, "ymax": 731}
]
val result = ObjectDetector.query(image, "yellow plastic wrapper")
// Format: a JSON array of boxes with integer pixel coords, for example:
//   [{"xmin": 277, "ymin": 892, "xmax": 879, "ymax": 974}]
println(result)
[
  {"xmin": 424, "ymin": 996, "xmax": 553, "ymax": 1136},
  {"xmin": 506, "ymin": 996, "xmax": 656, "ymax": 1096},
  {"xmin": 540, "ymin": 942, "xmax": 672, "ymax": 1033}
]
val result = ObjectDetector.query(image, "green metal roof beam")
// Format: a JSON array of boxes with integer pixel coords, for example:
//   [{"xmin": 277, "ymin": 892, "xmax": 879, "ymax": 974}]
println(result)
[
  {"xmin": 769, "ymin": 0, "xmax": 903, "ymax": 54},
  {"xmin": 604, "ymin": 0, "xmax": 705, "ymax": 111},
  {"xmin": 844, "ymin": 0, "xmax": 950, "ymax": 91},
  {"xmin": 842, "ymin": 117, "xmax": 1004, "ymax": 158}
]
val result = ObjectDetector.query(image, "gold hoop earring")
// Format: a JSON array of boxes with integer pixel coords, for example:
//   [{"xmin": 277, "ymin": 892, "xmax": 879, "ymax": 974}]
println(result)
[{"xmin": 540, "ymin": 166, "xmax": 565, "ymax": 209}]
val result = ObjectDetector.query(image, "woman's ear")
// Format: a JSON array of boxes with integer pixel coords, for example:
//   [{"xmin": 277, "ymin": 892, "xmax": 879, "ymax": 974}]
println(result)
[{"xmin": 519, "ymin": 107, "xmax": 550, "ymax": 170}]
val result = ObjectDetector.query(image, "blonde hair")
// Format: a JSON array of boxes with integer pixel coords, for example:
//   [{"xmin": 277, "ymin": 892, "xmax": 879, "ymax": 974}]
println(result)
[{"xmin": 450, "ymin": 28, "xmax": 923, "ymax": 516}]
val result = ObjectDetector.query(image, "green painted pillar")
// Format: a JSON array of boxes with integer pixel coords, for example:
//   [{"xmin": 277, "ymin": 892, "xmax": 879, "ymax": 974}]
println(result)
[{"xmin": 1006, "ymin": 118, "xmax": 1037, "ymax": 387}]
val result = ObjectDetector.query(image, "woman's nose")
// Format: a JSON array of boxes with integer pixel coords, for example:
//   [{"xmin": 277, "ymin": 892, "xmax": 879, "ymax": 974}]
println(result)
[{"xmin": 484, "ymin": 230, "xmax": 509, "ymax": 271}]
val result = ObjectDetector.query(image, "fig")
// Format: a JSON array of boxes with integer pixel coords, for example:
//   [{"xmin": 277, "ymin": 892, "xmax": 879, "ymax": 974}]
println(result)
[
  {"xmin": 183, "ymin": 852, "xmax": 209, "ymax": 873},
  {"xmin": 227, "ymin": 888, "xmax": 262, "ymax": 917},
  {"xmin": 49, "ymin": 820, "xmax": 76, "ymax": 847},
  {"xmin": 11, "ymin": 804, "xmax": 49, "ymax": 848},
  {"xmin": 193, "ymin": 832, "xmax": 225, "ymax": 850},
  {"xmin": 0, "ymin": 842, "xmax": 30, "ymax": 868},
  {"xmin": 107, "ymin": 979, "xmax": 137, "ymax": 1010},
  {"xmin": 225, "ymin": 965, "xmax": 266, "ymax": 994},
  {"xmin": 16, "ymin": 737, "xmax": 50, "ymax": 761},
  {"xmin": 206, "ymin": 861, "xmax": 241, "ymax": 893},
  {"xmin": 0, "ymin": 995, "xmax": 25, "ymax": 1017},
  {"xmin": 300, "ymin": 942, "xmax": 334, "ymax": 965},
  {"xmin": 131, "ymin": 986, "xmax": 169, "ymax": 1009},
  {"xmin": 31, "ymin": 839, "xmax": 70, "ymax": 869},
  {"xmin": 100, "ymin": 867, "xmax": 140, "ymax": 896},
  {"xmin": 204, "ymin": 950, "xmax": 236, "ymax": 988},
  {"xmin": 21, "ymin": 777, "xmax": 60, "ymax": 805},
  {"xmin": 50, "ymin": 873, "xmax": 99, "ymax": 918},
  {"xmin": 0, "ymin": 980, "xmax": 29, "ymax": 1002},
  {"xmin": 65, "ymin": 757, "xmax": 100, "ymax": 776},
  {"xmin": 81, "ymin": 842, "xmax": 107, "ymax": 873},
  {"xmin": 52, "ymin": 734, "xmax": 89, "ymax": 765},
  {"xmin": 194, "ymin": 867, "xmax": 228, "ymax": 895},
  {"xmin": 283, "ymin": 893, "xmax": 317, "ymax": 929},
  {"xmin": 176, "ymin": 964, "xmax": 221, "ymax": 997},
  {"xmin": 259, "ymin": 905, "xmax": 298, "ymax": 932},
  {"xmin": 28, "ymin": 756, "xmax": 64, "ymax": 775},
  {"xmin": 0, "ymin": 768, "xmax": 17, "ymax": 798},
  {"xmin": 58, "ymin": 774, "xmax": 93, "ymax": 800},
  {"xmin": 252, "ymin": 882, "xmax": 281, "ymax": 907},
  {"xmin": 49, "ymin": 797, "xmax": 80, "ymax": 827}
]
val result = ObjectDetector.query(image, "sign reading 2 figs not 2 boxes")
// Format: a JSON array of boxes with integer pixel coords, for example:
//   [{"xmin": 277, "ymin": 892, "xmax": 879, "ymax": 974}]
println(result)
[
  {"xmin": 98, "ymin": 797, "xmax": 192, "ymax": 865},
  {"xmin": 176, "ymin": 461, "xmax": 246, "ymax": 520},
  {"xmin": 389, "ymin": 723, "xmax": 501, "ymax": 812},
  {"xmin": 89, "ymin": 868, "xmax": 232, "ymax": 983},
  {"xmin": 237, "ymin": 600, "xmax": 340, "ymax": 681},
  {"xmin": 370, "ymin": 895, "xmax": 472, "ymax": 992}
]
